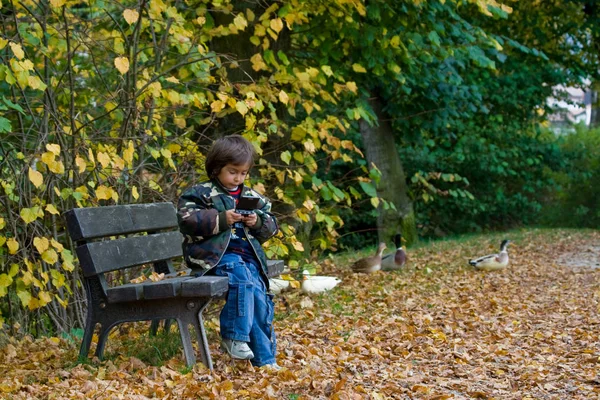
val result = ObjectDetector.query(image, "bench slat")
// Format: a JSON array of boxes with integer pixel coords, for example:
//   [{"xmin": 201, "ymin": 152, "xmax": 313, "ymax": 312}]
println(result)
[
  {"xmin": 107, "ymin": 283, "xmax": 143, "ymax": 303},
  {"xmin": 181, "ymin": 276, "xmax": 229, "ymax": 298},
  {"xmin": 143, "ymin": 277, "xmax": 190, "ymax": 299},
  {"xmin": 65, "ymin": 203, "xmax": 177, "ymax": 241},
  {"xmin": 76, "ymin": 231, "xmax": 183, "ymax": 277}
]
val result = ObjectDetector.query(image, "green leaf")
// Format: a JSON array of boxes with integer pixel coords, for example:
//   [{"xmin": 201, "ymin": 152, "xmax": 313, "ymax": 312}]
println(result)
[
  {"xmin": 0, "ymin": 117, "xmax": 12, "ymax": 133},
  {"xmin": 280, "ymin": 150, "xmax": 291, "ymax": 165},
  {"xmin": 277, "ymin": 51, "xmax": 290, "ymax": 66},
  {"xmin": 2, "ymin": 96, "xmax": 25, "ymax": 114},
  {"xmin": 359, "ymin": 181, "xmax": 377, "ymax": 197}
]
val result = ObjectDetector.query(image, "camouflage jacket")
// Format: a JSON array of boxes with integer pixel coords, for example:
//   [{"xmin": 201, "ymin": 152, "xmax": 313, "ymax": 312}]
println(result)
[{"xmin": 177, "ymin": 179, "xmax": 279, "ymax": 278}]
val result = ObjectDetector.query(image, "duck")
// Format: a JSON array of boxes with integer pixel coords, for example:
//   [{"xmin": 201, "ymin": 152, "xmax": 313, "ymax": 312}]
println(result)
[
  {"xmin": 301, "ymin": 270, "xmax": 341, "ymax": 294},
  {"xmin": 469, "ymin": 239, "xmax": 511, "ymax": 271},
  {"xmin": 351, "ymin": 242, "xmax": 387, "ymax": 273},
  {"xmin": 269, "ymin": 278, "xmax": 291, "ymax": 294},
  {"xmin": 381, "ymin": 233, "xmax": 407, "ymax": 271}
]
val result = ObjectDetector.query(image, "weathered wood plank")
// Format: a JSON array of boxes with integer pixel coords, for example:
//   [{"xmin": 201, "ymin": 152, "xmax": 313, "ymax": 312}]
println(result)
[
  {"xmin": 76, "ymin": 231, "xmax": 183, "ymax": 277},
  {"xmin": 143, "ymin": 277, "xmax": 192, "ymax": 299},
  {"xmin": 107, "ymin": 283, "xmax": 144, "ymax": 303},
  {"xmin": 181, "ymin": 276, "xmax": 229, "ymax": 298},
  {"xmin": 65, "ymin": 203, "xmax": 177, "ymax": 241}
]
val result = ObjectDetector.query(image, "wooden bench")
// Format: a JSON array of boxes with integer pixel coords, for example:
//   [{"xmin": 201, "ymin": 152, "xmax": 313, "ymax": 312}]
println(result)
[{"xmin": 65, "ymin": 202, "xmax": 284, "ymax": 371}]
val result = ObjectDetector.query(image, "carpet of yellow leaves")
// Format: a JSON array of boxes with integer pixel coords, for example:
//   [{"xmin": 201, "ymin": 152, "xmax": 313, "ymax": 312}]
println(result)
[{"xmin": 1, "ymin": 228, "xmax": 599, "ymax": 399}]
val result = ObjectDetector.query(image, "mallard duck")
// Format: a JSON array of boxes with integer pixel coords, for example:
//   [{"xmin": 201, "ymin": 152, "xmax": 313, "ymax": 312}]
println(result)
[
  {"xmin": 351, "ymin": 242, "xmax": 387, "ymax": 273},
  {"xmin": 469, "ymin": 239, "xmax": 511, "ymax": 271},
  {"xmin": 301, "ymin": 270, "xmax": 341, "ymax": 294},
  {"xmin": 381, "ymin": 233, "xmax": 407, "ymax": 271}
]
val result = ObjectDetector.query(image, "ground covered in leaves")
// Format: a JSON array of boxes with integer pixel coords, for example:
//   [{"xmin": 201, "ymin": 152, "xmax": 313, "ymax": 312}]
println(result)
[{"xmin": 1, "ymin": 229, "xmax": 600, "ymax": 399}]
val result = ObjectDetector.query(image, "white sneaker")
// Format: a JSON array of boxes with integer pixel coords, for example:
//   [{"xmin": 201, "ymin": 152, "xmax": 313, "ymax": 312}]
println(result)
[
  {"xmin": 261, "ymin": 363, "xmax": 282, "ymax": 371},
  {"xmin": 221, "ymin": 339, "xmax": 254, "ymax": 360}
]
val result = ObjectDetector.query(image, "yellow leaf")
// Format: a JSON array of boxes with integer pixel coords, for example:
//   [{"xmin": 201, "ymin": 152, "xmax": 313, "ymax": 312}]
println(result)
[
  {"xmin": 270, "ymin": 18, "xmax": 284, "ymax": 33},
  {"xmin": 22, "ymin": 270, "xmax": 34, "ymax": 285},
  {"xmin": 370, "ymin": 197, "xmax": 380, "ymax": 208},
  {"xmin": 9, "ymin": 42, "xmax": 24, "ymax": 59},
  {"xmin": 250, "ymin": 53, "xmax": 268, "ymax": 71},
  {"xmin": 321, "ymin": 65, "xmax": 333, "ymax": 77},
  {"xmin": 7, "ymin": 238, "xmax": 19, "ymax": 254},
  {"xmin": 41, "ymin": 151, "xmax": 55, "ymax": 166},
  {"xmin": 42, "ymin": 249, "xmax": 58, "ymax": 264},
  {"xmin": 45, "ymin": 204, "xmax": 59, "ymax": 216},
  {"xmin": 97, "ymin": 151, "xmax": 111, "ymax": 168},
  {"xmin": 48, "ymin": 160, "xmax": 65, "ymax": 174},
  {"xmin": 174, "ymin": 116, "xmax": 186, "ymax": 129},
  {"xmin": 123, "ymin": 9, "xmax": 139, "ymax": 25},
  {"xmin": 28, "ymin": 168, "xmax": 43, "ymax": 188},
  {"xmin": 46, "ymin": 143, "xmax": 60, "ymax": 155},
  {"xmin": 27, "ymin": 297, "xmax": 40, "ymax": 310},
  {"xmin": 352, "ymin": 63, "xmax": 367, "ymax": 73},
  {"xmin": 50, "ymin": 238, "xmax": 64, "ymax": 252},
  {"xmin": 33, "ymin": 237, "xmax": 49, "ymax": 254},
  {"xmin": 346, "ymin": 82, "xmax": 358, "ymax": 94},
  {"xmin": 292, "ymin": 240, "xmax": 304, "ymax": 251},
  {"xmin": 279, "ymin": 90, "xmax": 289, "ymax": 105},
  {"xmin": 235, "ymin": 101, "xmax": 249, "ymax": 116},
  {"xmin": 0, "ymin": 274, "xmax": 12, "ymax": 297},
  {"xmin": 0, "ymin": 217, "xmax": 4, "ymax": 230},
  {"xmin": 96, "ymin": 185, "xmax": 114, "ymax": 201},
  {"xmin": 39, "ymin": 291, "xmax": 53, "ymax": 306},
  {"xmin": 20, "ymin": 207, "xmax": 41, "ymax": 224},
  {"xmin": 210, "ymin": 100, "xmax": 225, "ymax": 113},
  {"xmin": 0, "ymin": 38, "xmax": 7, "ymax": 51},
  {"xmin": 123, "ymin": 141, "xmax": 135, "ymax": 167},
  {"xmin": 61, "ymin": 250, "xmax": 75, "ymax": 272},
  {"xmin": 28, "ymin": 75, "xmax": 47, "ymax": 91},
  {"xmin": 49, "ymin": 0, "xmax": 66, "ymax": 7},
  {"xmin": 17, "ymin": 289, "xmax": 31, "ymax": 307},
  {"xmin": 114, "ymin": 56, "xmax": 130, "ymax": 74},
  {"xmin": 75, "ymin": 156, "xmax": 86, "ymax": 173},
  {"xmin": 132, "ymin": 186, "xmax": 139, "ymax": 200},
  {"xmin": 227, "ymin": 97, "xmax": 237, "ymax": 108},
  {"xmin": 233, "ymin": 14, "xmax": 248, "ymax": 30},
  {"xmin": 166, "ymin": 76, "xmax": 180, "ymax": 84},
  {"xmin": 0, "ymin": 237, "xmax": 5, "ymax": 247}
]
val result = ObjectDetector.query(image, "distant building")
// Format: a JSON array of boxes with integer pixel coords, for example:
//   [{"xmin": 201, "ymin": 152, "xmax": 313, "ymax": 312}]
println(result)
[{"xmin": 547, "ymin": 86, "xmax": 592, "ymax": 132}]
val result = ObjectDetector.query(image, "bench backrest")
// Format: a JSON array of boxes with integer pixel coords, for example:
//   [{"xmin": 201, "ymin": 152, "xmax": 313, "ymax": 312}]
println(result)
[{"xmin": 65, "ymin": 203, "xmax": 182, "ymax": 278}]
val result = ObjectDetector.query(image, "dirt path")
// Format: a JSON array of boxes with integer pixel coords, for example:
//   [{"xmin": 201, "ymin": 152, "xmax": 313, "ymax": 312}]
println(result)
[{"xmin": 1, "ymin": 229, "xmax": 599, "ymax": 399}]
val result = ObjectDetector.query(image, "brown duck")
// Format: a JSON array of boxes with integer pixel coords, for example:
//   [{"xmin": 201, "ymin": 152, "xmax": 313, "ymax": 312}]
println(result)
[{"xmin": 351, "ymin": 242, "xmax": 387, "ymax": 273}]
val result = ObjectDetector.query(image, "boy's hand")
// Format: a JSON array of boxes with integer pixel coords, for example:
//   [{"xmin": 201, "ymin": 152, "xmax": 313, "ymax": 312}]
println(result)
[
  {"xmin": 225, "ymin": 209, "xmax": 243, "ymax": 225},
  {"xmin": 242, "ymin": 212, "xmax": 258, "ymax": 228}
]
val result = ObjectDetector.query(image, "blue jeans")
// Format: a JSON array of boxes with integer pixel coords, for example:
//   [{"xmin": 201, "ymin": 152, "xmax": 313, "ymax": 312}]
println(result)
[{"xmin": 214, "ymin": 253, "xmax": 277, "ymax": 366}]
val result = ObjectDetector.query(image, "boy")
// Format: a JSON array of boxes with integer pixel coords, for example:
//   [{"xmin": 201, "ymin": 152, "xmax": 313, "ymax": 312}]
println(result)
[{"xmin": 177, "ymin": 135, "xmax": 280, "ymax": 370}]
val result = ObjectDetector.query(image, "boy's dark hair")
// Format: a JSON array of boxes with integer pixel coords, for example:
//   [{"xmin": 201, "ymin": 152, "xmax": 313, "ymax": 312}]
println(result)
[{"xmin": 205, "ymin": 134, "xmax": 257, "ymax": 178}]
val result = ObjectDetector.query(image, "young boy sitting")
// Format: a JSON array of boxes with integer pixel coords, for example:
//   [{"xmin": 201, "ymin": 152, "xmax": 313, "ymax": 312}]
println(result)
[{"xmin": 177, "ymin": 134, "xmax": 281, "ymax": 370}]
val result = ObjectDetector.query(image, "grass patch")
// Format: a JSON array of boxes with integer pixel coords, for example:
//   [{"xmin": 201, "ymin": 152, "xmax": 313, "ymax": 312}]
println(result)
[{"xmin": 104, "ymin": 327, "xmax": 185, "ymax": 366}]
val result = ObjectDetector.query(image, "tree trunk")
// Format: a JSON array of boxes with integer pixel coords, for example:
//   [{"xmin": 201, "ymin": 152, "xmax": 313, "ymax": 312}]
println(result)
[
  {"xmin": 359, "ymin": 93, "xmax": 418, "ymax": 246},
  {"xmin": 590, "ymin": 86, "xmax": 600, "ymax": 128}
]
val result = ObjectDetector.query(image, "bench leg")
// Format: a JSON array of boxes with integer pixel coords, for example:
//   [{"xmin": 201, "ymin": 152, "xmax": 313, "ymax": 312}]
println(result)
[
  {"xmin": 95, "ymin": 323, "xmax": 115, "ymax": 360},
  {"xmin": 150, "ymin": 319, "xmax": 173, "ymax": 336},
  {"xmin": 177, "ymin": 319, "xmax": 197, "ymax": 368},
  {"xmin": 194, "ymin": 302, "xmax": 213, "ymax": 370},
  {"xmin": 79, "ymin": 321, "xmax": 96, "ymax": 361}
]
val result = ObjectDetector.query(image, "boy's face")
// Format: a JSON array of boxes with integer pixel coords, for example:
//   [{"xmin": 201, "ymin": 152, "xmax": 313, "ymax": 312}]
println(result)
[{"xmin": 217, "ymin": 163, "xmax": 250, "ymax": 190}]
